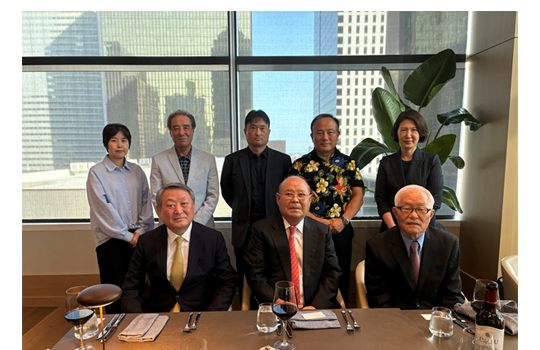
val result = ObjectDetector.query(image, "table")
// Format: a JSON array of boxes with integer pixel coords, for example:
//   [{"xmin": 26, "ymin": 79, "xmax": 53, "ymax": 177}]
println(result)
[{"xmin": 51, "ymin": 309, "xmax": 517, "ymax": 350}]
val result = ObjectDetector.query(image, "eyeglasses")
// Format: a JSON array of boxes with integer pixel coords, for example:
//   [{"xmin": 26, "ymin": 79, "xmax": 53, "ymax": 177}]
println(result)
[
  {"xmin": 280, "ymin": 192, "xmax": 310, "ymax": 200},
  {"xmin": 395, "ymin": 206, "xmax": 432, "ymax": 215}
]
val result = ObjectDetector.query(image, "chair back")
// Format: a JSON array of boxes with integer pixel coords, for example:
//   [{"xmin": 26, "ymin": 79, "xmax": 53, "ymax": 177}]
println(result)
[
  {"xmin": 241, "ymin": 275, "xmax": 252, "ymax": 311},
  {"xmin": 355, "ymin": 260, "xmax": 369, "ymax": 308},
  {"xmin": 501, "ymin": 254, "xmax": 518, "ymax": 304}
]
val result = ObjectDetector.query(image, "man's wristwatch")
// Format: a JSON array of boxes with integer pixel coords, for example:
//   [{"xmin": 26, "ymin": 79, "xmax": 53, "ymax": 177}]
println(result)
[{"xmin": 341, "ymin": 216, "xmax": 350, "ymax": 226}]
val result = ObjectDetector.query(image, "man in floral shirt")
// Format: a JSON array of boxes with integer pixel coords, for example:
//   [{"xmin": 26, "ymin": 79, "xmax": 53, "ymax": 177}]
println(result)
[{"xmin": 289, "ymin": 114, "xmax": 364, "ymax": 306}]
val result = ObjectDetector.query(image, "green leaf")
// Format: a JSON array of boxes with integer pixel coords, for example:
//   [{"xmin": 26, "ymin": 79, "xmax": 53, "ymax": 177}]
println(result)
[
  {"xmin": 437, "ymin": 108, "xmax": 483, "ymax": 132},
  {"xmin": 371, "ymin": 88, "xmax": 401, "ymax": 150},
  {"xmin": 442, "ymin": 186, "xmax": 463, "ymax": 213},
  {"xmin": 404, "ymin": 49, "xmax": 456, "ymax": 108},
  {"xmin": 350, "ymin": 138, "xmax": 395, "ymax": 170},
  {"xmin": 423, "ymin": 134, "xmax": 456, "ymax": 165},
  {"xmin": 381, "ymin": 67, "xmax": 408, "ymax": 111},
  {"xmin": 448, "ymin": 156, "xmax": 465, "ymax": 169}
]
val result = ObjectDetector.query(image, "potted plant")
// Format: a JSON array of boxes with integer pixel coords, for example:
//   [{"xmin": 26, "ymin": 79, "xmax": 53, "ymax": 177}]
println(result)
[{"xmin": 350, "ymin": 48, "xmax": 482, "ymax": 213}]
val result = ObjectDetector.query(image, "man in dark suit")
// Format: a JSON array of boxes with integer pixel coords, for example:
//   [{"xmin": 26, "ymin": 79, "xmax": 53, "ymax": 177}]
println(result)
[
  {"xmin": 121, "ymin": 183, "xmax": 236, "ymax": 313},
  {"xmin": 365, "ymin": 184, "xmax": 464, "ymax": 309},
  {"xmin": 245, "ymin": 176, "xmax": 341, "ymax": 309},
  {"xmin": 220, "ymin": 110, "xmax": 291, "ymax": 301}
]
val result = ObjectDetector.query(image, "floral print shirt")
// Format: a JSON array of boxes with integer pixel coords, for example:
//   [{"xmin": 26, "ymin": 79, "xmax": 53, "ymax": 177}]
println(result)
[{"xmin": 289, "ymin": 149, "xmax": 364, "ymax": 219}]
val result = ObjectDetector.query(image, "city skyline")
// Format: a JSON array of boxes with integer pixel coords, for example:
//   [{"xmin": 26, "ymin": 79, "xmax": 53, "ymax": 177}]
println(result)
[{"xmin": 22, "ymin": 11, "xmax": 469, "ymax": 220}]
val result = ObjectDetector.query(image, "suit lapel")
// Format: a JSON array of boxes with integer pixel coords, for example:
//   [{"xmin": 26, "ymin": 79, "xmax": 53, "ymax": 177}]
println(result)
[
  {"xmin": 186, "ymin": 147, "xmax": 199, "ymax": 188},
  {"xmin": 390, "ymin": 151, "xmax": 407, "ymax": 189},
  {"xmin": 167, "ymin": 146, "xmax": 185, "ymax": 183},
  {"xmin": 156, "ymin": 226, "xmax": 176, "ymax": 291},
  {"xmin": 389, "ymin": 228, "xmax": 417, "ymax": 292},
  {"xmin": 271, "ymin": 216, "xmax": 292, "ymax": 281},
  {"xmin": 301, "ymin": 218, "xmax": 318, "ymax": 291},
  {"xmin": 183, "ymin": 222, "xmax": 201, "ymax": 288},
  {"xmin": 417, "ymin": 228, "xmax": 436, "ymax": 293},
  {"xmin": 240, "ymin": 148, "xmax": 251, "ymax": 197}
]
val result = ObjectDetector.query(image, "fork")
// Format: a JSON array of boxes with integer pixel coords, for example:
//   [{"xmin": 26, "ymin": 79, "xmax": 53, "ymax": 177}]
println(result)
[
  {"xmin": 190, "ymin": 312, "xmax": 202, "ymax": 330},
  {"xmin": 341, "ymin": 310, "xmax": 353, "ymax": 332},
  {"xmin": 183, "ymin": 312, "xmax": 194, "ymax": 332}
]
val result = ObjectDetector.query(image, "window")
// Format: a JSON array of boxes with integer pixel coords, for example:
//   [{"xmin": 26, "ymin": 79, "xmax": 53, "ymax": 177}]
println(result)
[{"xmin": 23, "ymin": 11, "xmax": 468, "ymax": 221}]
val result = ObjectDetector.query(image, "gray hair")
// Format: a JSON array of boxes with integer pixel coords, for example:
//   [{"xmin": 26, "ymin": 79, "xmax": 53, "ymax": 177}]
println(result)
[
  {"xmin": 167, "ymin": 109, "xmax": 196, "ymax": 130},
  {"xmin": 394, "ymin": 184, "xmax": 435, "ymax": 208},
  {"xmin": 156, "ymin": 183, "xmax": 195, "ymax": 208}
]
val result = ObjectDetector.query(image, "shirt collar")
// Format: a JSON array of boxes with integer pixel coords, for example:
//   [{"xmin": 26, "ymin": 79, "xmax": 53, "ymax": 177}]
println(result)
[
  {"xmin": 400, "ymin": 231, "xmax": 425, "ymax": 256},
  {"xmin": 103, "ymin": 155, "xmax": 130, "ymax": 172},
  {"xmin": 282, "ymin": 217, "xmax": 305, "ymax": 235},
  {"xmin": 175, "ymin": 147, "xmax": 192, "ymax": 160},
  {"xmin": 310, "ymin": 147, "xmax": 341, "ymax": 161},
  {"xmin": 167, "ymin": 222, "xmax": 193, "ymax": 244},
  {"xmin": 247, "ymin": 146, "xmax": 268, "ymax": 159}
]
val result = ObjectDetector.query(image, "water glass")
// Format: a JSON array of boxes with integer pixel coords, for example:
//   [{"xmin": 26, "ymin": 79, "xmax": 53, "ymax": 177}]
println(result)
[
  {"xmin": 458, "ymin": 328, "xmax": 476, "ymax": 350},
  {"xmin": 429, "ymin": 306, "xmax": 453, "ymax": 337},
  {"xmin": 178, "ymin": 336, "xmax": 208, "ymax": 350},
  {"xmin": 257, "ymin": 302, "xmax": 278, "ymax": 333}
]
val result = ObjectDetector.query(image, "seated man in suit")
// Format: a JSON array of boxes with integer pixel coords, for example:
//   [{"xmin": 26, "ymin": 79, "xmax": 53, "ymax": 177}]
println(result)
[
  {"xmin": 245, "ymin": 176, "xmax": 342, "ymax": 310},
  {"xmin": 121, "ymin": 183, "xmax": 236, "ymax": 313},
  {"xmin": 365, "ymin": 184, "xmax": 464, "ymax": 309}
]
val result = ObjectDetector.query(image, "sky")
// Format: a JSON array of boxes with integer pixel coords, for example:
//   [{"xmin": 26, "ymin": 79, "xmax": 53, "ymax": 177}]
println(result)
[{"xmin": 251, "ymin": 11, "xmax": 317, "ymax": 156}]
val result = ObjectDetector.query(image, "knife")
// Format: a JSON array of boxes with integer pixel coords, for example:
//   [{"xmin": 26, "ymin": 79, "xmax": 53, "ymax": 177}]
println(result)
[
  {"xmin": 102, "ymin": 313, "xmax": 125, "ymax": 342},
  {"xmin": 96, "ymin": 314, "xmax": 120, "ymax": 340}
]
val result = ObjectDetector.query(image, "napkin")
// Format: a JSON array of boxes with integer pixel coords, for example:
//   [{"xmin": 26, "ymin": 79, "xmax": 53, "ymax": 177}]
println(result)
[
  {"xmin": 289, "ymin": 310, "xmax": 340, "ymax": 329},
  {"xmin": 454, "ymin": 300, "xmax": 518, "ymax": 335},
  {"xmin": 118, "ymin": 313, "xmax": 169, "ymax": 342}
]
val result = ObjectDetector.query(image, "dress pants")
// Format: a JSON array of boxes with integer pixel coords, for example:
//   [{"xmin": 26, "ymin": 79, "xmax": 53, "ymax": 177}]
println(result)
[
  {"xmin": 96, "ymin": 237, "xmax": 135, "ymax": 313},
  {"xmin": 332, "ymin": 225, "xmax": 354, "ymax": 307}
]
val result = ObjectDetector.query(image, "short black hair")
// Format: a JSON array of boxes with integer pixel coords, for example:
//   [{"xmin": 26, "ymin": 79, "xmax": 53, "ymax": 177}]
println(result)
[
  {"xmin": 102, "ymin": 123, "xmax": 131, "ymax": 150},
  {"xmin": 167, "ymin": 109, "xmax": 196, "ymax": 130},
  {"xmin": 390, "ymin": 110, "xmax": 429, "ymax": 143},
  {"xmin": 310, "ymin": 113, "xmax": 340, "ymax": 132},
  {"xmin": 244, "ymin": 109, "xmax": 270, "ymax": 128}
]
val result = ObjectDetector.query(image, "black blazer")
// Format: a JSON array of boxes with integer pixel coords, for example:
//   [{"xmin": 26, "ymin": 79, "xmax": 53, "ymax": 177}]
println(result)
[
  {"xmin": 365, "ymin": 226, "xmax": 464, "ymax": 309},
  {"xmin": 375, "ymin": 148, "xmax": 443, "ymax": 220},
  {"xmin": 245, "ymin": 214, "xmax": 341, "ymax": 309},
  {"xmin": 121, "ymin": 222, "xmax": 237, "ymax": 313},
  {"xmin": 220, "ymin": 147, "xmax": 291, "ymax": 248}
]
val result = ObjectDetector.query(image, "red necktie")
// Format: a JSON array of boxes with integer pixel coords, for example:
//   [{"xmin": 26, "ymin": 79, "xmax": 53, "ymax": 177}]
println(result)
[
  {"xmin": 410, "ymin": 241, "xmax": 420, "ymax": 285},
  {"xmin": 288, "ymin": 226, "xmax": 301, "ymax": 304}
]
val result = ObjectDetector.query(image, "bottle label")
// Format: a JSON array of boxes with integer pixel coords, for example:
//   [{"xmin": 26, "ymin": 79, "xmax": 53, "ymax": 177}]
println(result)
[{"xmin": 475, "ymin": 325, "xmax": 505, "ymax": 350}]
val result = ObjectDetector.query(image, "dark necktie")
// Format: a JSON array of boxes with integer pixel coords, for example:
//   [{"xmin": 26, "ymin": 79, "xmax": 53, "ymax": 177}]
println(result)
[
  {"xmin": 410, "ymin": 241, "xmax": 420, "ymax": 285},
  {"xmin": 288, "ymin": 226, "xmax": 301, "ymax": 304}
]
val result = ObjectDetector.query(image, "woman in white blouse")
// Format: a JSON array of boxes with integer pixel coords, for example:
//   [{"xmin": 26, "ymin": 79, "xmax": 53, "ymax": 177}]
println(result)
[{"xmin": 86, "ymin": 123, "xmax": 154, "ymax": 312}]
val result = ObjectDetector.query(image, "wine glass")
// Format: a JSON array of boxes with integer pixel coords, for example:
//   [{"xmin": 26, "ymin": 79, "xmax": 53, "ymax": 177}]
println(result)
[
  {"xmin": 272, "ymin": 281, "xmax": 298, "ymax": 350},
  {"xmin": 65, "ymin": 286, "xmax": 96, "ymax": 350},
  {"xmin": 472, "ymin": 279, "xmax": 499, "ymax": 313}
]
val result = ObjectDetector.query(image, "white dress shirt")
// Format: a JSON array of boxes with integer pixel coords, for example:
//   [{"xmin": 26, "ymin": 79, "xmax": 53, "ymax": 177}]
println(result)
[
  {"xmin": 166, "ymin": 223, "xmax": 193, "ymax": 282},
  {"xmin": 283, "ymin": 217, "xmax": 305, "ymax": 305}
]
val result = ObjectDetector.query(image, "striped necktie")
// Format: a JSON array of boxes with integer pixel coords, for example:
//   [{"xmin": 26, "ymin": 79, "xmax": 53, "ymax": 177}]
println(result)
[{"xmin": 288, "ymin": 226, "xmax": 301, "ymax": 304}]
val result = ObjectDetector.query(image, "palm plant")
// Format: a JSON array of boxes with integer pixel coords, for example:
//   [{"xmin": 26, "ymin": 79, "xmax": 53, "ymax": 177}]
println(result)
[{"xmin": 350, "ymin": 48, "xmax": 482, "ymax": 213}]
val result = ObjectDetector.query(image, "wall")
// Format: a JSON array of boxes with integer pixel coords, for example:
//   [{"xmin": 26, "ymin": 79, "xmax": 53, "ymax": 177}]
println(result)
[{"xmin": 459, "ymin": 11, "xmax": 518, "ymax": 297}]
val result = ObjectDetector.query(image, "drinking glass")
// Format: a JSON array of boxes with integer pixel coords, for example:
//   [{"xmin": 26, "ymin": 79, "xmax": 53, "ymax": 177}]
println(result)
[
  {"xmin": 272, "ymin": 281, "xmax": 298, "ymax": 350},
  {"xmin": 428, "ymin": 306, "xmax": 453, "ymax": 337},
  {"xmin": 458, "ymin": 328, "xmax": 476, "ymax": 350},
  {"xmin": 66, "ymin": 286, "xmax": 99, "ymax": 340},
  {"xmin": 178, "ymin": 337, "xmax": 208, "ymax": 350},
  {"xmin": 65, "ymin": 286, "xmax": 96, "ymax": 350},
  {"xmin": 472, "ymin": 279, "xmax": 500, "ymax": 312},
  {"xmin": 257, "ymin": 302, "xmax": 278, "ymax": 333}
]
